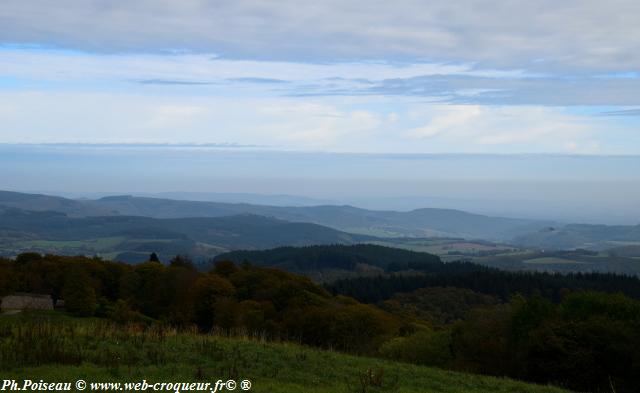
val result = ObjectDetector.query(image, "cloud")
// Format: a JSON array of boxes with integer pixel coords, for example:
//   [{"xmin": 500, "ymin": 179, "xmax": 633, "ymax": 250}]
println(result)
[
  {"xmin": 598, "ymin": 108, "xmax": 640, "ymax": 116},
  {"xmin": 229, "ymin": 77, "xmax": 288, "ymax": 84},
  {"xmin": 138, "ymin": 79, "xmax": 214, "ymax": 85},
  {"xmin": 1, "ymin": 0, "xmax": 639, "ymax": 71},
  {"xmin": 5, "ymin": 49, "xmax": 640, "ymax": 108},
  {"xmin": 405, "ymin": 105, "xmax": 598, "ymax": 153},
  {"xmin": 1, "ymin": 88, "xmax": 638, "ymax": 154},
  {"xmin": 146, "ymin": 104, "xmax": 208, "ymax": 128},
  {"xmin": 0, "ymin": 49, "xmax": 475, "ymax": 83},
  {"xmin": 327, "ymin": 74, "xmax": 640, "ymax": 106},
  {"xmin": 0, "ymin": 90, "xmax": 387, "ymax": 150},
  {"xmin": 255, "ymin": 103, "xmax": 383, "ymax": 149},
  {"xmin": 407, "ymin": 106, "xmax": 483, "ymax": 139},
  {"xmin": 0, "ymin": 48, "xmax": 638, "ymax": 154}
]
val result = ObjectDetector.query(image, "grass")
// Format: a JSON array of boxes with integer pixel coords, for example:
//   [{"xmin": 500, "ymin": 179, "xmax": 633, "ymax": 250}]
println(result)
[{"xmin": 0, "ymin": 311, "xmax": 571, "ymax": 393}]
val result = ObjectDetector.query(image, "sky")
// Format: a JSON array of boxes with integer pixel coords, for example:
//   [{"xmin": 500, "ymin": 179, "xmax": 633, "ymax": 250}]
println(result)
[
  {"xmin": 0, "ymin": 0, "xmax": 639, "ymax": 154},
  {"xmin": 0, "ymin": 1, "xmax": 639, "ymax": 222}
]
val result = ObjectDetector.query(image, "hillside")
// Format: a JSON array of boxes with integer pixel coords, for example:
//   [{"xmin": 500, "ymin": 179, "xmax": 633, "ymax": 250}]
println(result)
[
  {"xmin": 0, "ymin": 312, "xmax": 569, "ymax": 393},
  {"xmin": 0, "ymin": 191, "xmax": 554, "ymax": 241},
  {"xmin": 0, "ymin": 207, "xmax": 369, "ymax": 262}
]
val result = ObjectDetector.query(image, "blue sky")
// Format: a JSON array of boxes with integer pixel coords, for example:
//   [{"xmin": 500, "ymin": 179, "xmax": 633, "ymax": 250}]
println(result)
[{"xmin": 0, "ymin": 0, "xmax": 639, "ymax": 154}]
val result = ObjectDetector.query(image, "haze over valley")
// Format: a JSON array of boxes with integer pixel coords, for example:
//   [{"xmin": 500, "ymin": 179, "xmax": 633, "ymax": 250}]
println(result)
[{"xmin": 3, "ymin": 144, "xmax": 639, "ymax": 225}]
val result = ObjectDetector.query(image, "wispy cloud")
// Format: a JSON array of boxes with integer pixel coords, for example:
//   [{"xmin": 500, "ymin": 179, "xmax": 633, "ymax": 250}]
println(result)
[
  {"xmin": 598, "ymin": 108, "xmax": 640, "ymax": 117},
  {"xmin": 297, "ymin": 75, "xmax": 640, "ymax": 106},
  {"xmin": 0, "ymin": 49, "xmax": 480, "ymax": 83},
  {"xmin": 137, "ymin": 79, "xmax": 214, "ymax": 85},
  {"xmin": 405, "ymin": 105, "xmax": 600, "ymax": 153},
  {"xmin": 5, "ymin": 49, "xmax": 640, "ymax": 107},
  {"xmin": 229, "ymin": 77, "xmax": 288, "ymax": 84}
]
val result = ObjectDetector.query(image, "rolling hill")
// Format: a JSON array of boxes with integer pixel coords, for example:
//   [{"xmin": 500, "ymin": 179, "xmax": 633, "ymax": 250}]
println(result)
[{"xmin": 0, "ymin": 191, "xmax": 554, "ymax": 241}]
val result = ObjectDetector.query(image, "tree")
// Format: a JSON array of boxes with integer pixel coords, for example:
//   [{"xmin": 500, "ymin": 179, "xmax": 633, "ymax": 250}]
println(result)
[
  {"xmin": 0, "ymin": 259, "xmax": 14, "ymax": 296},
  {"xmin": 169, "ymin": 254, "xmax": 196, "ymax": 270},
  {"xmin": 63, "ymin": 268, "xmax": 97, "ymax": 316},
  {"xmin": 189, "ymin": 273, "xmax": 235, "ymax": 329},
  {"xmin": 213, "ymin": 260, "xmax": 238, "ymax": 277}
]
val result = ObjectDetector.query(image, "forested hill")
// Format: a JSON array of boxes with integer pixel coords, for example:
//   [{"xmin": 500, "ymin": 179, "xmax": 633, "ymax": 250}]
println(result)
[
  {"xmin": 0, "ymin": 207, "xmax": 371, "ymax": 261},
  {"xmin": 214, "ymin": 244, "xmax": 640, "ymax": 303},
  {"xmin": 214, "ymin": 244, "xmax": 442, "ymax": 274}
]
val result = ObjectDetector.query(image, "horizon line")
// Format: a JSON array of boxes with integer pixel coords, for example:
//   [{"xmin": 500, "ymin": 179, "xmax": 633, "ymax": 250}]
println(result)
[{"xmin": 1, "ymin": 143, "xmax": 639, "ymax": 158}]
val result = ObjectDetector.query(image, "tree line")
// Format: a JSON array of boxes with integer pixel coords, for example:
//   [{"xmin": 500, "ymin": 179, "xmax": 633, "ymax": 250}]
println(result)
[
  {"xmin": 0, "ymin": 253, "xmax": 398, "ymax": 354},
  {"xmin": 328, "ymin": 265, "xmax": 640, "ymax": 303},
  {"xmin": 2, "ymin": 252, "xmax": 640, "ymax": 391}
]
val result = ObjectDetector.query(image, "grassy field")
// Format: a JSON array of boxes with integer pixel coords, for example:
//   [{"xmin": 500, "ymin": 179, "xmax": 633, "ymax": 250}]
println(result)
[
  {"xmin": 523, "ymin": 257, "xmax": 586, "ymax": 265},
  {"xmin": 0, "ymin": 311, "xmax": 570, "ymax": 393}
]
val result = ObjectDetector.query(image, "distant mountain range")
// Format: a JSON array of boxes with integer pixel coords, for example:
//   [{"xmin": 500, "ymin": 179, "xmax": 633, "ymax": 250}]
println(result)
[
  {"xmin": 1, "ymin": 190, "xmax": 638, "ymax": 257},
  {"xmin": 0, "ymin": 190, "xmax": 555, "ymax": 240},
  {"xmin": 40, "ymin": 191, "xmax": 336, "ymax": 207}
]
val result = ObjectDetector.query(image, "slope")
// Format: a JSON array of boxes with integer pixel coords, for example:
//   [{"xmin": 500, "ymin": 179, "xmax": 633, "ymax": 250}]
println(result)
[{"xmin": 0, "ymin": 312, "xmax": 570, "ymax": 393}]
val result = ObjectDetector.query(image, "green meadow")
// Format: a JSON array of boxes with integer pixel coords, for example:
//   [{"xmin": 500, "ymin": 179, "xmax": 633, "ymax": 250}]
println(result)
[{"xmin": 0, "ymin": 312, "xmax": 569, "ymax": 393}]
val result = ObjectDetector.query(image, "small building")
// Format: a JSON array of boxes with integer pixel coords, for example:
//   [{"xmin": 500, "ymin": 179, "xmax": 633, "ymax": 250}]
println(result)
[
  {"xmin": 1, "ymin": 293, "xmax": 54, "ymax": 311},
  {"xmin": 54, "ymin": 299, "xmax": 65, "ymax": 311}
]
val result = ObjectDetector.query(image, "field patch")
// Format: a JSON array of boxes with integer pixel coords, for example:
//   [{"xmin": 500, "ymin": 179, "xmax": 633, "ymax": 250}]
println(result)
[{"xmin": 523, "ymin": 257, "xmax": 588, "ymax": 265}]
